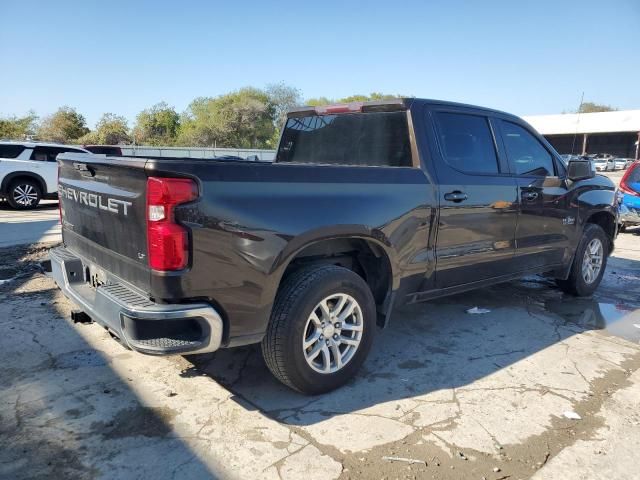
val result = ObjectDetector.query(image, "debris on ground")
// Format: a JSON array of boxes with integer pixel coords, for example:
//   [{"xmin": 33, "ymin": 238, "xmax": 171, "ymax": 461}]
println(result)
[
  {"xmin": 493, "ymin": 466, "xmax": 501, "ymax": 472},
  {"xmin": 563, "ymin": 411, "xmax": 582, "ymax": 420},
  {"xmin": 466, "ymin": 307, "xmax": 491, "ymax": 314},
  {"xmin": 381, "ymin": 456, "xmax": 427, "ymax": 466}
]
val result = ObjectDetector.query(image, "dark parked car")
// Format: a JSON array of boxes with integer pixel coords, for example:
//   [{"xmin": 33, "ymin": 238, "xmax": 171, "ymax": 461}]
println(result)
[
  {"xmin": 82, "ymin": 145, "xmax": 123, "ymax": 156},
  {"xmin": 46, "ymin": 98, "xmax": 618, "ymax": 394}
]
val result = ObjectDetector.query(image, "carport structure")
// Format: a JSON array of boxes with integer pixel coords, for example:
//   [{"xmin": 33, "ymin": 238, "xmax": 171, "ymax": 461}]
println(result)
[{"xmin": 523, "ymin": 110, "xmax": 640, "ymax": 159}]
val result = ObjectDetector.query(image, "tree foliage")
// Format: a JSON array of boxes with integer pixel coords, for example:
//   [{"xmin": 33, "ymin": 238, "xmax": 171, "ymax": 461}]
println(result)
[
  {"xmin": 77, "ymin": 113, "xmax": 130, "ymax": 145},
  {"xmin": 266, "ymin": 82, "xmax": 304, "ymax": 129},
  {"xmin": 577, "ymin": 102, "xmax": 617, "ymax": 114},
  {"xmin": 132, "ymin": 102, "xmax": 180, "ymax": 145},
  {"xmin": 38, "ymin": 106, "xmax": 89, "ymax": 143},
  {"xmin": 5, "ymin": 87, "xmax": 414, "ymax": 148},
  {"xmin": 177, "ymin": 88, "xmax": 276, "ymax": 148},
  {"xmin": 0, "ymin": 112, "xmax": 38, "ymax": 140},
  {"xmin": 306, "ymin": 92, "xmax": 404, "ymax": 106}
]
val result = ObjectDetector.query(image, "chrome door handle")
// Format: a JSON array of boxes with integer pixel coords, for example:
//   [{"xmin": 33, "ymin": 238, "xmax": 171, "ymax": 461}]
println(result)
[{"xmin": 444, "ymin": 191, "xmax": 468, "ymax": 202}]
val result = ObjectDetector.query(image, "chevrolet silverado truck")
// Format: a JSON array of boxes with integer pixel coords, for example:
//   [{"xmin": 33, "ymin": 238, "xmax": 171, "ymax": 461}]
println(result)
[{"xmin": 45, "ymin": 98, "xmax": 618, "ymax": 394}]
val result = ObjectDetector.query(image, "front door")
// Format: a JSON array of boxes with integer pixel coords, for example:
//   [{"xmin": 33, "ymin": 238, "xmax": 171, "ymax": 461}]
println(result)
[
  {"xmin": 428, "ymin": 109, "xmax": 519, "ymax": 288},
  {"xmin": 497, "ymin": 120, "xmax": 570, "ymax": 268}
]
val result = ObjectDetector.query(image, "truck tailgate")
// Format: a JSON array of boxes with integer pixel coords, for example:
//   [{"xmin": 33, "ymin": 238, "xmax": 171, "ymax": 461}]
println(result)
[{"xmin": 57, "ymin": 153, "xmax": 151, "ymax": 292}]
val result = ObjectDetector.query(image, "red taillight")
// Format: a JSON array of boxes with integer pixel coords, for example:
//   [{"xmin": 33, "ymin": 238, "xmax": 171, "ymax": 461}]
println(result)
[
  {"xmin": 619, "ymin": 163, "xmax": 640, "ymax": 197},
  {"xmin": 146, "ymin": 177, "xmax": 198, "ymax": 271}
]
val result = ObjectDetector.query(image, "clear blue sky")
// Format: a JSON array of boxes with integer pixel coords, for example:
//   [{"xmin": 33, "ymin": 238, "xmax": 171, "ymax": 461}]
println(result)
[{"xmin": 1, "ymin": 0, "xmax": 639, "ymax": 127}]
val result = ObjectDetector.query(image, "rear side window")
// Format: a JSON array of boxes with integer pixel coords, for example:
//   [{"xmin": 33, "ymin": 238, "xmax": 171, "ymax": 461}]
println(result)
[
  {"xmin": 276, "ymin": 111, "xmax": 412, "ymax": 167},
  {"xmin": 501, "ymin": 121, "xmax": 555, "ymax": 176},
  {"xmin": 31, "ymin": 146, "xmax": 85, "ymax": 162},
  {"xmin": 627, "ymin": 164, "xmax": 640, "ymax": 184},
  {"xmin": 0, "ymin": 145, "xmax": 26, "ymax": 158},
  {"xmin": 434, "ymin": 112, "xmax": 499, "ymax": 174}
]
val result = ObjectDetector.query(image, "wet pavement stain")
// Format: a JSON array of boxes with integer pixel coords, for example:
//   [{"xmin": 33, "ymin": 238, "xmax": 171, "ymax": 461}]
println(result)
[
  {"xmin": 55, "ymin": 349, "xmax": 107, "ymax": 368},
  {"xmin": 546, "ymin": 298, "xmax": 640, "ymax": 344},
  {"xmin": 398, "ymin": 359, "xmax": 428, "ymax": 369},
  {"xmin": 92, "ymin": 406, "xmax": 177, "ymax": 439}
]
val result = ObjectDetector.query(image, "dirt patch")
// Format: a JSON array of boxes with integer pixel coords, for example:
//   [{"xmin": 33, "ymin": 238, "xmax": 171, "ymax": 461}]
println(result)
[{"xmin": 338, "ymin": 351, "xmax": 640, "ymax": 480}]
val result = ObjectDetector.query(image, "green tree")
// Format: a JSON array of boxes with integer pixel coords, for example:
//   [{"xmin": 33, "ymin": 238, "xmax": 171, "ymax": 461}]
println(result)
[
  {"xmin": 306, "ymin": 93, "xmax": 404, "ymax": 106},
  {"xmin": 266, "ymin": 82, "xmax": 303, "ymax": 129},
  {"xmin": 38, "ymin": 106, "xmax": 89, "ymax": 143},
  {"xmin": 577, "ymin": 102, "xmax": 617, "ymax": 114},
  {"xmin": 305, "ymin": 96, "xmax": 333, "ymax": 107},
  {"xmin": 177, "ymin": 87, "xmax": 276, "ymax": 148},
  {"xmin": 77, "ymin": 113, "xmax": 130, "ymax": 145},
  {"xmin": 132, "ymin": 102, "xmax": 180, "ymax": 145},
  {"xmin": 0, "ymin": 112, "xmax": 38, "ymax": 140}
]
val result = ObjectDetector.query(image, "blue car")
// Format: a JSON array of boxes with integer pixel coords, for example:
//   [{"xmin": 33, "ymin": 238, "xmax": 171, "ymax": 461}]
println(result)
[{"xmin": 619, "ymin": 161, "xmax": 640, "ymax": 229}]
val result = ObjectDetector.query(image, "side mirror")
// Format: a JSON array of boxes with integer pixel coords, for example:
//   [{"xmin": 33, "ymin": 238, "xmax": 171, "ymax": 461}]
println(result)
[{"xmin": 567, "ymin": 159, "xmax": 595, "ymax": 181}]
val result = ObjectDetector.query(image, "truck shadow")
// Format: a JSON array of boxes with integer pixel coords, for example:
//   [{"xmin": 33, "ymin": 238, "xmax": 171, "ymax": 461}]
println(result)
[
  {"xmin": 184, "ymin": 254, "xmax": 640, "ymax": 427},
  {"xmin": 0, "ymin": 246, "xmax": 216, "ymax": 479}
]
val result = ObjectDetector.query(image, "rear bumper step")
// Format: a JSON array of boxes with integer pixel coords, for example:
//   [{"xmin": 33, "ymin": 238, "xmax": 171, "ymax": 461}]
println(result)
[{"xmin": 47, "ymin": 246, "xmax": 223, "ymax": 356}]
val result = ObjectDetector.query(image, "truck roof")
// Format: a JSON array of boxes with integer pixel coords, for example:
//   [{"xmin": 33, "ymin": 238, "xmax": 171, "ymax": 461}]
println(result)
[
  {"xmin": 288, "ymin": 97, "xmax": 520, "ymax": 121},
  {"xmin": 0, "ymin": 140, "xmax": 89, "ymax": 150}
]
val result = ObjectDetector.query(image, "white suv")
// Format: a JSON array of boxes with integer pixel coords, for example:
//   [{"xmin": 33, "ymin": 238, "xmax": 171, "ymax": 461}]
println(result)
[{"xmin": 0, "ymin": 141, "xmax": 91, "ymax": 209}]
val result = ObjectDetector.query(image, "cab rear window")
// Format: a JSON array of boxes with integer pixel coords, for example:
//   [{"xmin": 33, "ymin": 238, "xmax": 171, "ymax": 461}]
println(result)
[{"xmin": 276, "ymin": 111, "xmax": 412, "ymax": 167}]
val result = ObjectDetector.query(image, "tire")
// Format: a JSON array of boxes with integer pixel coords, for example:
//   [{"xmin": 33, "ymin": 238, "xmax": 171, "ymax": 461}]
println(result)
[
  {"xmin": 7, "ymin": 179, "xmax": 41, "ymax": 210},
  {"xmin": 556, "ymin": 223, "xmax": 609, "ymax": 296},
  {"xmin": 262, "ymin": 265, "xmax": 376, "ymax": 394}
]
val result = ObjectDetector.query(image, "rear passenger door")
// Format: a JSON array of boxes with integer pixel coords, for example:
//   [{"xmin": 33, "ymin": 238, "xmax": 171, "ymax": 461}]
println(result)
[
  {"xmin": 30, "ymin": 146, "xmax": 86, "ymax": 194},
  {"xmin": 427, "ymin": 108, "xmax": 519, "ymax": 288},
  {"xmin": 497, "ymin": 120, "xmax": 570, "ymax": 268}
]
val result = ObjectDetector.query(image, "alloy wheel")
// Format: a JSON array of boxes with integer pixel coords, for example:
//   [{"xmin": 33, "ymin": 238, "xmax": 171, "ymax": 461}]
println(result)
[
  {"xmin": 302, "ymin": 293, "xmax": 364, "ymax": 374},
  {"xmin": 582, "ymin": 238, "xmax": 603, "ymax": 284},
  {"xmin": 12, "ymin": 184, "xmax": 38, "ymax": 207}
]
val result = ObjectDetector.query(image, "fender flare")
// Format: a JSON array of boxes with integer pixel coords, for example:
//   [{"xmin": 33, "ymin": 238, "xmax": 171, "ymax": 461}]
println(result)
[{"xmin": 261, "ymin": 226, "xmax": 399, "ymax": 313}]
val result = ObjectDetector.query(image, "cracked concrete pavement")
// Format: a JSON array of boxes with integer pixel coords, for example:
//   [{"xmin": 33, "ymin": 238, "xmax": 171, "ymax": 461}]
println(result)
[{"xmin": 1, "ymin": 228, "xmax": 640, "ymax": 479}]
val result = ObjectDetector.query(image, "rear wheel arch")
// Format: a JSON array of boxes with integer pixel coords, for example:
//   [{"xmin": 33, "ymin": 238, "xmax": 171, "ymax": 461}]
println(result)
[
  {"xmin": 274, "ymin": 236, "xmax": 396, "ymax": 319},
  {"xmin": 1, "ymin": 171, "xmax": 47, "ymax": 196}
]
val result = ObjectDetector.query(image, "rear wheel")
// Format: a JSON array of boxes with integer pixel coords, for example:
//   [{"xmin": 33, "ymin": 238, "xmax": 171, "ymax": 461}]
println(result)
[
  {"xmin": 7, "ymin": 179, "xmax": 41, "ymax": 210},
  {"xmin": 556, "ymin": 223, "xmax": 609, "ymax": 296},
  {"xmin": 262, "ymin": 265, "xmax": 376, "ymax": 394}
]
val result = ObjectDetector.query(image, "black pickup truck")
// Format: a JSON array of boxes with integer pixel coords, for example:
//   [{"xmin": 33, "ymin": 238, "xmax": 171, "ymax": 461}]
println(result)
[{"xmin": 47, "ymin": 98, "xmax": 618, "ymax": 394}]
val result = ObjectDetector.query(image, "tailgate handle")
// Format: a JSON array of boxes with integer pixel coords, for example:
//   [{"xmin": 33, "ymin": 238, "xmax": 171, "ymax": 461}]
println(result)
[{"xmin": 74, "ymin": 162, "xmax": 95, "ymax": 177}]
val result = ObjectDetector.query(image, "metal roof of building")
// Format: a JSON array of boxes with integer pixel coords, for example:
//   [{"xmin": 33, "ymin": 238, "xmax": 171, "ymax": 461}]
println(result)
[{"xmin": 522, "ymin": 110, "xmax": 640, "ymax": 135}]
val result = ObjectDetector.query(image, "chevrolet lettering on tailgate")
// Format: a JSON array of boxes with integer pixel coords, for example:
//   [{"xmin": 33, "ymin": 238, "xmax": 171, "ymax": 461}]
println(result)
[{"xmin": 58, "ymin": 184, "xmax": 132, "ymax": 216}]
